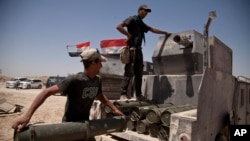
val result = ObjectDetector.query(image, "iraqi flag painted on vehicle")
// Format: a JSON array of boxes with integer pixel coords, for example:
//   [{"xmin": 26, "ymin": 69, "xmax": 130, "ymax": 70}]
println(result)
[
  {"xmin": 76, "ymin": 41, "xmax": 90, "ymax": 52},
  {"xmin": 100, "ymin": 39, "xmax": 127, "ymax": 54},
  {"xmin": 66, "ymin": 41, "xmax": 90, "ymax": 57},
  {"xmin": 67, "ymin": 41, "xmax": 90, "ymax": 52}
]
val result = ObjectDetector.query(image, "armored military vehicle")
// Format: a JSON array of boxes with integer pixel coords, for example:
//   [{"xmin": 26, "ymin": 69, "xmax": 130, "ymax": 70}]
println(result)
[{"xmin": 98, "ymin": 29, "xmax": 249, "ymax": 141}]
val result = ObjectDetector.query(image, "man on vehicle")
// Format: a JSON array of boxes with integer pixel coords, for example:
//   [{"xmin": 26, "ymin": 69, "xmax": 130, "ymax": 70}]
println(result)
[{"xmin": 116, "ymin": 4, "xmax": 171, "ymax": 101}]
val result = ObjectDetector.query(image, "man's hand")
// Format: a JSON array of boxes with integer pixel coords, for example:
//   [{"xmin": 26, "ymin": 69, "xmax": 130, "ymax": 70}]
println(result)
[
  {"xmin": 12, "ymin": 116, "xmax": 30, "ymax": 132},
  {"xmin": 126, "ymin": 33, "xmax": 132, "ymax": 42},
  {"xmin": 165, "ymin": 32, "xmax": 172, "ymax": 38}
]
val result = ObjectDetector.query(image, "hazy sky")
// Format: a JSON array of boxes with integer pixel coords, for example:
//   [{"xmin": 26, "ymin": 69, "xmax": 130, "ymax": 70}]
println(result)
[{"xmin": 0, "ymin": 0, "xmax": 249, "ymax": 78}]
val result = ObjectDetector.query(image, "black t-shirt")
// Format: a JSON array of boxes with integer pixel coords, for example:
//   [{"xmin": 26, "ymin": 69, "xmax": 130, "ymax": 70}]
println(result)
[
  {"xmin": 123, "ymin": 15, "xmax": 151, "ymax": 47},
  {"xmin": 57, "ymin": 72, "xmax": 102, "ymax": 122}
]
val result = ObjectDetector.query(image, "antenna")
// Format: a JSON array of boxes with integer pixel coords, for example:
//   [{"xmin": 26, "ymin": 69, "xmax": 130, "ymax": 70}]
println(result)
[{"xmin": 203, "ymin": 11, "xmax": 216, "ymax": 70}]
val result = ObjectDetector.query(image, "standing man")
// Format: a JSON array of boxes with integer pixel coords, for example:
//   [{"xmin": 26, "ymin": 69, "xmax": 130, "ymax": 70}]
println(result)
[
  {"xmin": 116, "ymin": 4, "xmax": 171, "ymax": 101},
  {"xmin": 15, "ymin": 79, "xmax": 20, "ymax": 90},
  {"xmin": 12, "ymin": 48, "xmax": 124, "ymax": 136}
]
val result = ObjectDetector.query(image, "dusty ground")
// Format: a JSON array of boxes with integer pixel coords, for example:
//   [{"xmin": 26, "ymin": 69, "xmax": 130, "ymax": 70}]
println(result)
[
  {"xmin": 0, "ymin": 83, "xmax": 156, "ymax": 141},
  {"xmin": 0, "ymin": 84, "xmax": 66, "ymax": 141}
]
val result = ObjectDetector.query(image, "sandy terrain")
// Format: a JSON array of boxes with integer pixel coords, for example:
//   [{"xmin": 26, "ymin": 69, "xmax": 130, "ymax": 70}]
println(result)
[
  {"xmin": 0, "ymin": 83, "xmax": 156, "ymax": 141},
  {"xmin": 0, "ymin": 84, "xmax": 66, "ymax": 141}
]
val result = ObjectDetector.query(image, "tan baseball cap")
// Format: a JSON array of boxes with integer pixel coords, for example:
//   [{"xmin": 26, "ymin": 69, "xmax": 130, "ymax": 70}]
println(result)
[
  {"xmin": 138, "ymin": 4, "xmax": 151, "ymax": 13},
  {"xmin": 80, "ymin": 48, "xmax": 107, "ymax": 62}
]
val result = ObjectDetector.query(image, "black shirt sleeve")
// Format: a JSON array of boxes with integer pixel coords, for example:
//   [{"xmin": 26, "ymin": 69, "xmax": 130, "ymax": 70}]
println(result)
[{"xmin": 57, "ymin": 76, "xmax": 74, "ymax": 96}]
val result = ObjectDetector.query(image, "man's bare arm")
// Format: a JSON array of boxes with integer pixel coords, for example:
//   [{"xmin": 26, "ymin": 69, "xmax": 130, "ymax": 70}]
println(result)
[
  {"xmin": 116, "ymin": 22, "xmax": 132, "ymax": 40},
  {"xmin": 12, "ymin": 85, "xmax": 60, "ymax": 132},
  {"xmin": 150, "ymin": 27, "xmax": 171, "ymax": 35}
]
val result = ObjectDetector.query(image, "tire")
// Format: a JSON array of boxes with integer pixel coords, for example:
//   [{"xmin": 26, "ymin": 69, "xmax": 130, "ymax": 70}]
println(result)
[{"xmin": 38, "ymin": 85, "xmax": 42, "ymax": 89}]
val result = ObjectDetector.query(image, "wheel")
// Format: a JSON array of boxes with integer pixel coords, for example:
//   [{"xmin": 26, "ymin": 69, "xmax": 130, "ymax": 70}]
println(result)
[{"xmin": 38, "ymin": 85, "xmax": 42, "ymax": 89}]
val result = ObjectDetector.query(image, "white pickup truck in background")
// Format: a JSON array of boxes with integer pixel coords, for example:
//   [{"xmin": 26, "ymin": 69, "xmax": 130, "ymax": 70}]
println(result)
[
  {"xmin": 5, "ymin": 77, "xmax": 28, "ymax": 89},
  {"xmin": 18, "ymin": 79, "xmax": 43, "ymax": 89}
]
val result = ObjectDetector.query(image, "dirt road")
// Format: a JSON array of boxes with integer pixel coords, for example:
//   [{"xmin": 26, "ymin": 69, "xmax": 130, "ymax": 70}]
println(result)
[{"xmin": 0, "ymin": 84, "xmax": 66, "ymax": 141}]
